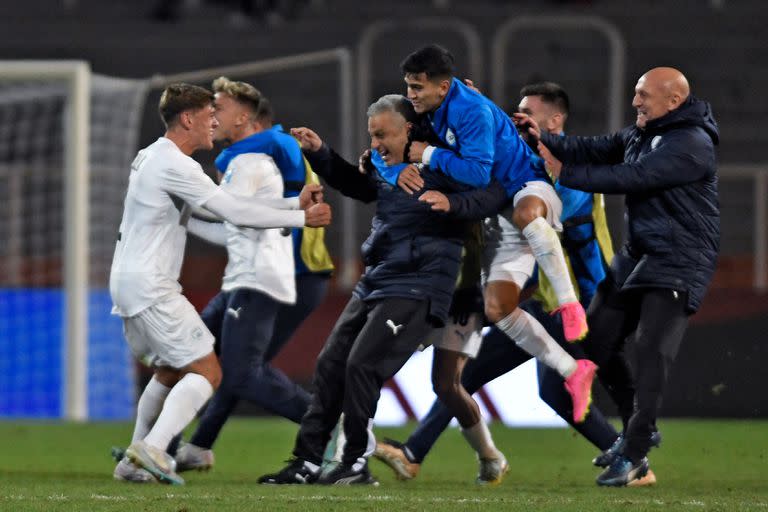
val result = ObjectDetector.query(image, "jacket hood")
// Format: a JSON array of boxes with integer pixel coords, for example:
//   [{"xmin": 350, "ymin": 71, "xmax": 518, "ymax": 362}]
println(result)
[{"xmin": 646, "ymin": 95, "xmax": 720, "ymax": 145}]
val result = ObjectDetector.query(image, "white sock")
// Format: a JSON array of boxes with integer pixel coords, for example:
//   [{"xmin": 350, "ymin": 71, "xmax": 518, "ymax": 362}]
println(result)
[
  {"xmin": 496, "ymin": 308, "xmax": 578, "ymax": 378},
  {"xmin": 143, "ymin": 373, "xmax": 213, "ymax": 451},
  {"xmin": 522, "ymin": 217, "xmax": 578, "ymax": 305},
  {"xmin": 131, "ymin": 376, "xmax": 171, "ymax": 442},
  {"xmin": 462, "ymin": 420, "xmax": 501, "ymax": 460}
]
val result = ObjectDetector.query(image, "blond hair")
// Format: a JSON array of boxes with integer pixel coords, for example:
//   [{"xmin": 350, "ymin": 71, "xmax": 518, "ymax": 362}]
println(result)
[{"xmin": 212, "ymin": 76, "xmax": 272, "ymax": 123}]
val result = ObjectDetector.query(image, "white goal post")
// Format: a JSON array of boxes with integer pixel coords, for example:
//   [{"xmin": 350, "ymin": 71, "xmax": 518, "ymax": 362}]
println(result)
[{"xmin": 0, "ymin": 60, "xmax": 90, "ymax": 421}]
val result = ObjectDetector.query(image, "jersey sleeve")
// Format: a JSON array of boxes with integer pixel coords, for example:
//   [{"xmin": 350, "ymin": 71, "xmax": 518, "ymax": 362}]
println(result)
[
  {"xmin": 429, "ymin": 105, "xmax": 494, "ymax": 187},
  {"xmin": 160, "ymin": 159, "xmax": 220, "ymax": 207}
]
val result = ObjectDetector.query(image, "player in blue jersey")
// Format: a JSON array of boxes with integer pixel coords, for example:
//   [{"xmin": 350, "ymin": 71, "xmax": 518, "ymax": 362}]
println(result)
[{"xmin": 398, "ymin": 46, "xmax": 597, "ymax": 434}]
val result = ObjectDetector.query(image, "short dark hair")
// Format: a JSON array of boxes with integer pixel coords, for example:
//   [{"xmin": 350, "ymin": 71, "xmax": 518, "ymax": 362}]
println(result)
[
  {"xmin": 212, "ymin": 76, "xmax": 273, "ymax": 124},
  {"xmin": 519, "ymin": 82, "xmax": 570, "ymax": 116},
  {"xmin": 400, "ymin": 44, "xmax": 455, "ymax": 81},
  {"xmin": 158, "ymin": 83, "xmax": 214, "ymax": 128}
]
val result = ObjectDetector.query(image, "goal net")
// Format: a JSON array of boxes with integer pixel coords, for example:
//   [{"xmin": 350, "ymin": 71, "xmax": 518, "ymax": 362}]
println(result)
[
  {"xmin": 0, "ymin": 63, "xmax": 148, "ymax": 420},
  {"xmin": 0, "ymin": 51, "xmax": 354, "ymax": 421}
]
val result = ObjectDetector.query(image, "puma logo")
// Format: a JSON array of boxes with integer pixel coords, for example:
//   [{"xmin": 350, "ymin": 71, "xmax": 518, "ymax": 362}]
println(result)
[
  {"xmin": 386, "ymin": 319, "xmax": 404, "ymax": 336},
  {"xmin": 227, "ymin": 307, "xmax": 242, "ymax": 320}
]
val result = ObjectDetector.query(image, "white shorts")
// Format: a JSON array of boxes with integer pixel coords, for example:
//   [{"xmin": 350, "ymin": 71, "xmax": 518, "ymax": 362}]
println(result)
[
  {"xmin": 432, "ymin": 313, "xmax": 484, "ymax": 358},
  {"xmin": 482, "ymin": 180, "xmax": 563, "ymax": 289},
  {"xmin": 122, "ymin": 293, "xmax": 215, "ymax": 369}
]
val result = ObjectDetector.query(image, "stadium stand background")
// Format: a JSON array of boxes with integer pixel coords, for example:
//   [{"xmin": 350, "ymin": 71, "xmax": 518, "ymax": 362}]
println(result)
[{"xmin": 0, "ymin": 0, "xmax": 766, "ymax": 418}]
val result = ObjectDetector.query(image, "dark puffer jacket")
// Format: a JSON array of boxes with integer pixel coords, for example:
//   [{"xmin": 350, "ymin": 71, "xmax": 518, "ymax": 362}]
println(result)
[
  {"xmin": 306, "ymin": 145, "xmax": 508, "ymax": 325},
  {"xmin": 542, "ymin": 95, "xmax": 720, "ymax": 313}
]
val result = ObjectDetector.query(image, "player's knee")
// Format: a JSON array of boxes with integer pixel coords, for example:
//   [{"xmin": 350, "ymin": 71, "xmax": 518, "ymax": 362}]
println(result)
[
  {"xmin": 208, "ymin": 363, "xmax": 223, "ymax": 390},
  {"xmin": 485, "ymin": 298, "xmax": 513, "ymax": 324},
  {"xmin": 511, "ymin": 206, "xmax": 543, "ymax": 230}
]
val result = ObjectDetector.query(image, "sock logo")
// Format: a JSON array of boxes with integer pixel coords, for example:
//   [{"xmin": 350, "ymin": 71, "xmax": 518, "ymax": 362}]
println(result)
[
  {"xmin": 386, "ymin": 319, "xmax": 404, "ymax": 336},
  {"xmin": 227, "ymin": 307, "xmax": 242, "ymax": 320}
]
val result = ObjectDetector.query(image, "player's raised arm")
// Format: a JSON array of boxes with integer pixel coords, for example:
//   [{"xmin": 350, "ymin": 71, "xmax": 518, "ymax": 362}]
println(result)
[{"xmin": 203, "ymin": 188, "xmax": 331, "ymax": 228}]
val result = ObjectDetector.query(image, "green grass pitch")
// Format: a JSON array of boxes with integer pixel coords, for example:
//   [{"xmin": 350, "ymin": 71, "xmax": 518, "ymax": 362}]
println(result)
[{"xmin": 0, "ymin": 418, "xmax": 766, "ymax": 511}]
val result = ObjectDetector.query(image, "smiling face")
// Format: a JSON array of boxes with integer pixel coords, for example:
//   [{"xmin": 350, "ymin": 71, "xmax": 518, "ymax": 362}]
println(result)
[
  {"xmin": 404, "ymin": 72, "xmax": 450, "ymax": 114},
  {"xmin": 213, "ymin": 92, "xmax": 247, "ymax": 143},
  {"xmin": 368, "ymin": 110, "xmax": 410, "ymax": 165},
  {"xmin": 185, "ymin": 103, "xmax": 219, "ymax": 151},
  {"xmin": 631, "ymin": 69, "xmax": 687, "ymax": 129}
]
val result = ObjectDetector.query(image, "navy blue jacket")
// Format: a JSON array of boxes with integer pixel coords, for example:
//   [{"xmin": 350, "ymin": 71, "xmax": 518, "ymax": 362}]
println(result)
[
  {"xmin": 543, "ymin": 96, "xmax": 720, "ymax": 313},
  {"xmin": 305, "ymin": 145, "xmax": 508, "ymax": 325}
]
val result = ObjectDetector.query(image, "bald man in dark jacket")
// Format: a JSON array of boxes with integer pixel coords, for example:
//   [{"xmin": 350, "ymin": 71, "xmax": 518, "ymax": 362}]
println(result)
[{"xmin": 529, "ymin": 67, "xmax": 719, "ymax": 486}]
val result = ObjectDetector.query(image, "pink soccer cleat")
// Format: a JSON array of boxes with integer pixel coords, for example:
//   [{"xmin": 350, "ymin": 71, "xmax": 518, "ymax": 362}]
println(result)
[
  {"xmin": 554, "ymin": 301, "xmax": 589, "ymax": 342},
  {"xmin": 564, "ymin": 359, "xmax": 598, "ymax": 423}
]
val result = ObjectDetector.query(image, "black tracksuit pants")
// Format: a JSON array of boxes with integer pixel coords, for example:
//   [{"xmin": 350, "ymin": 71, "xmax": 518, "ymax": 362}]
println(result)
[
  {"xmin": 583, "ymin": 274, "xmax": 689, "ymax": 462},
  {"xmin": 293, "ymin": 295, "xmax": 437, "ymax": 466}
]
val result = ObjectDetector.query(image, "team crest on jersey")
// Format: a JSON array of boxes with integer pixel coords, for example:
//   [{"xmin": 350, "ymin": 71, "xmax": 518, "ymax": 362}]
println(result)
[
  {"xmin": 651, "ymin": 135, "xmax": 662, "ymax": 150},
  {"xmin": 445, "ymin": 128, "xmax": 456, "ymax": 146}
]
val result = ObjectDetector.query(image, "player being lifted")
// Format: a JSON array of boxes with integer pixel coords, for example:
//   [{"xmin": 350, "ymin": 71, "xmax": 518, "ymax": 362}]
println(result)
[
  {"xmin": 399, "ymin": 45, "xmax": 597, "ymax": 429},
  {"xmin": 110, "ymin": 83, "xmax": 330, "ymax": 485}
]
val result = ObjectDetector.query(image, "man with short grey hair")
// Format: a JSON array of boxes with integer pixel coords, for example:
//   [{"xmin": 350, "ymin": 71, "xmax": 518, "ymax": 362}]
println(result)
[{"xmin": 258, "ymin": 94, "xmax": 508, "ymax": 485}]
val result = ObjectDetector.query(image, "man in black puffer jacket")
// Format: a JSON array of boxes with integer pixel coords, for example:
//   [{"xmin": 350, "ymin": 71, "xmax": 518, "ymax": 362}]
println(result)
[
  {"xmin": 527, "ymin": 67, "xmax": 720, "ymax": 487},
  {"xmin": 258, "ymin": 94, "xmax": 509, "ymax": 486}
]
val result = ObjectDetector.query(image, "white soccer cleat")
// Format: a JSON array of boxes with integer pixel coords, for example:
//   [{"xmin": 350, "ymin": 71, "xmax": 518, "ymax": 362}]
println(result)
[
  {"xmin": 125, "ymin": 440, "xmax": 185, "ymax": 485},
  {"xmin": 174, "ymin": 442, "xmax": 215, "ymax": 472},
  {"xmin": 476, "ymin": 453, "xmax": 509, "ymax": 486},
  {"xmin": 113, "ymin": 457, "xmax": 156, "ymax": 483}
]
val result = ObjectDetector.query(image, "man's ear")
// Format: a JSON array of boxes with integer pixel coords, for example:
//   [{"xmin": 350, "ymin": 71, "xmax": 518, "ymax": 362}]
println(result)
[
  {"xmin": 668, "ymin": 93, "xmax": 683, "ymax": 111},
  {"xmin": 547, "ymin": 113, "xmax": 562, "ymax": 132},
  {"xmin": 439, "ymin": 79, "xmax": 451, "ymax": 97},
  {"xmin": 179, "ymin": 111, "xmax": 193, "ymax": 130}
]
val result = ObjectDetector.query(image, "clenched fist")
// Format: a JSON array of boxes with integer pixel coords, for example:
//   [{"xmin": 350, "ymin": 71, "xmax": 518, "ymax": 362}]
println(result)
[
  {"xmin": 299, "ymin": 183, "xmax": 324, "ymax": 209},
  {"xmin": 304, "ymin": 202, "xmax": 332, "ymax": 227}
]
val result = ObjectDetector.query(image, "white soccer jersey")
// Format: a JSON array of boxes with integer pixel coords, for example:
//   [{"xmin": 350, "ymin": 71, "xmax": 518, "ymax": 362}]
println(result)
[
  {"xmin": 110, "ymin": 137, "xmax": 220, "ymax": 317},
  {"xmin": 219, "ymin": 152, "xmax": 296, "ymax": 304}
]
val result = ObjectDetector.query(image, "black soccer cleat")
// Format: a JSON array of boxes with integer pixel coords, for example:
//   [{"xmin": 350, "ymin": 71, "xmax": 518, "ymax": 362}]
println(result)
[
  {"xmin": 258, "ymin": 458, "xmax": 319, "ymax": 485},
  {"xmin": 317, "ymin": 462, "xmax": 379, "ymax": 486},
  {"xmin": 596, "ymin": 455, "xmax": 650, "ymax": 487},
  {"xmin": 593, "ymin": 431, "xmax": 662, "ymax": 468}
]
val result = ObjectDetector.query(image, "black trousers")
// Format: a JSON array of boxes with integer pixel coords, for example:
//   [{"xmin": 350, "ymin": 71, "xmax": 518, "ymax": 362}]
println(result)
[
  {"xmin": 583, "ymin": 275, "xmax": 689, "ymax": 462},
  {"xmin": 293, "ymin": 295, "xmax": 436, "ymax": 466}
]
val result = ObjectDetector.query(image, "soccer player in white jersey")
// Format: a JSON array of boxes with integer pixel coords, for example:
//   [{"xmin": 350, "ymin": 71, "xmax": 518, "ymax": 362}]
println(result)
[{"xmin": 110, "ymin": 83, "xmax": 331, "ymax": 485}]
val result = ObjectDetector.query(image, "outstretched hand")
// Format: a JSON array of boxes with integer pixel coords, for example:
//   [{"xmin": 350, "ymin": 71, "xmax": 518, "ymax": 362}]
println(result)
[
  {"xmin": 358, "ymin": 149, "xmax": 372, "ymax": 174},
  {"xmin": 290, "ymin": 127, "xmax": 323, "ymax": 152},
  {"xmin": 537, "ymin": 142, "xmax": 562, "ymax": 180},
  {"xmin": 397, "ymin": 165, "xmax": 424, "ymax": 195},
  {"xmin": 418, "ymin": 190, "xmax": 450, "ymax": 212},
  {"xmin": 463, "ymin": 78, "xmax": 481, "ymax": 94},
  {"xmin": 512, "ymin": 113, "xmax": 541, "ymax": 143}
]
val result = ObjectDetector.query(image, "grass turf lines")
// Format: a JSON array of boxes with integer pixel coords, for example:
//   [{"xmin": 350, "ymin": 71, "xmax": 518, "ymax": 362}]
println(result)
[{"xmin": 0, "ymin": 418, "xmax": 766, "ymax": 511}]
